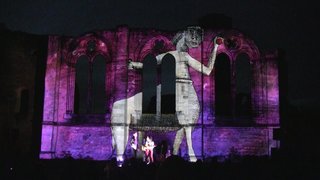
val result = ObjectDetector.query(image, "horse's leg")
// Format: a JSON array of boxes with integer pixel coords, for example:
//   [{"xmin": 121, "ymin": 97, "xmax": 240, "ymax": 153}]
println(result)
[
  {"xmin": 174, "ymin": 81, "xmax": 187, "ymax": 156},
  {"xmin": 111, "ymin": 125, "xmax": 129, "ymax": 163},
  {"xmin": 110, "ymin": 129, "xmax": 116, "ymax": 157},
  {"xmin": 185, "ymin": 126, "xmax": 197, "ymax": 162},
  {"xmin": 111, "ymin": 99, "xmax": 129, "ymax": 165},
  {"xmin": 172, "ymin": 128, "xmax": 184, "ymax": 155},
  {"xmin": 111, "ymin": 134, "xmax": 115, "ymax": 149},
  {"xmin": 111, "ymin": 93, "xmax": 141, "ymax": 165}
]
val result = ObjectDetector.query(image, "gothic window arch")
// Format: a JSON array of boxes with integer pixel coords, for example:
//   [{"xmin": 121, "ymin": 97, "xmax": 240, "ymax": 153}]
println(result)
[
  {"xmin": 138, "ymin": 53, "xmax": 177, "ymax": 130},
  {"xmin": 74, "ymin": 54, "xmax": 107, "ymax": 115}
]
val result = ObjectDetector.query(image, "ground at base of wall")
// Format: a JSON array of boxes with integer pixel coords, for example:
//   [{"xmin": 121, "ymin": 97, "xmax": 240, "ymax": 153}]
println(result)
[{"xmin": 1, "ymin": 155, "xmax": 319, "ymax": 180}]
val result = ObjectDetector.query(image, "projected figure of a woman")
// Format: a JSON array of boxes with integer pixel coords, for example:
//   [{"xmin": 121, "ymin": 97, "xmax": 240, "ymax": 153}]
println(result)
[{"xmin": 112, "ymin": 26, "xmax": 222, "ymax": 164}]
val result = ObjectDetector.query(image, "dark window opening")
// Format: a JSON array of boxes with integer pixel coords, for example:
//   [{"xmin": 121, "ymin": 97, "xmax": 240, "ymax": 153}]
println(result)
[
  {"xmin": 92, "ymin": 55, "xmax": 106, "ymax": 114},
  {"xmin": 235, "ymin": 53, "xmax": 252, "ymax": 119},
  {"xmin": 214, "ymin": 53, "xmax": 232, "ymax": 118},
  {"xmin": 74, "ymin": 84, "xmax": 80, "ymax": 114},
  {"xmin": 142, "ymin": 54, "xmax": 157, "ymax": 114},
  {"xmin": 74, "ymin": 56, "xmax": 89, "ymax": 114},
  {"xmin": 161, "ymin": 54, "xmax": 176, "ymax": 114},
  {"xmin": 73, "ymin": 54, "xmax": 108, "ymax": 123}
]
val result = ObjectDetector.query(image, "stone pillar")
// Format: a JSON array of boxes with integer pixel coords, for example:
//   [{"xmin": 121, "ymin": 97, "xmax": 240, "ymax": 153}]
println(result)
[{"xmin": 41, "ymin": 36, "xmax": 62, "ymax": 158}]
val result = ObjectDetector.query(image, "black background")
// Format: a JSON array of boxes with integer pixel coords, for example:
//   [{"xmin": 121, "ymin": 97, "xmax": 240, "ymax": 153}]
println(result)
[{"xmin": 1, "ymin": 0, "xmax": 319, "ymax": 106}]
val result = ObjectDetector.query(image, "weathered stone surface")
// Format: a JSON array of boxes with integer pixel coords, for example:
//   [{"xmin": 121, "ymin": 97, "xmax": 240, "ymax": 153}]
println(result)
[{"xmin": 40, "ymin": 26, "xmax": 280, "ymax": 160}]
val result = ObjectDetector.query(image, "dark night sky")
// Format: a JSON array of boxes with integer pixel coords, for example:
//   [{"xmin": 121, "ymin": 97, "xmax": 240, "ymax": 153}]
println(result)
[{"xmin": 1, "ymin": 0, "xmax": 319, "ymax": 108}]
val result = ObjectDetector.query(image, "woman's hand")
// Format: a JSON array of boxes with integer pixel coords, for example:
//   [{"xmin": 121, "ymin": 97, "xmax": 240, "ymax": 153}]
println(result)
[
  {"xmin": 128, "ymin": 59, "xmax": 134, "ymax": 69},
  {"xmin": 128, "ymin": 59, "xmax": 143, "ymax": 69}
]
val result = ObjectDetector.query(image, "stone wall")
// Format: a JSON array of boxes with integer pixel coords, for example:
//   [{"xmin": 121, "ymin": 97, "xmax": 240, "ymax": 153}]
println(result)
[{"xmin": 40, "ymin": 26, "xmax": 280, "ymax": 159}]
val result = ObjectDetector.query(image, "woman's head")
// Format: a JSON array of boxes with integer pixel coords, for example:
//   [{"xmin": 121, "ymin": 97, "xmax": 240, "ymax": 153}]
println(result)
[
  {"xmin": 184, "ymin": 26, "xmax": 203, "ymax": 48},
  {"xmin": 172, "ymin": 26, "xmax": 203, "ymax": 51}
]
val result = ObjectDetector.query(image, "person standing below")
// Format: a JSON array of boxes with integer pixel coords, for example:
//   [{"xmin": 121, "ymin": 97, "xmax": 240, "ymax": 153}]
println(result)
[
  {"xmin": 143, "ymin": 136, "xmax": 156, "ymax": 164},
  {"xmin": 165, "ymin": 145, "xmax": 172, "ymax": 158},
  {"xmin": 130, "ymin": 132, "xmax": 138, "ymax": 158}
]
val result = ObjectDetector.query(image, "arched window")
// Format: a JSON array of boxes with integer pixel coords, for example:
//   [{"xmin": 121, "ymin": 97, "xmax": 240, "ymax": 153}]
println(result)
[
  {"xmin": 139, "ymin": 53, "xmax": 178, "ymax": 130},
  {"xmin": 235, "ymin": 53, "xmax": 252, "ymax": 119},
  {"xmin": 214, "ymin": 53, "xmax": 232, "ymax": 119},
  {"xmin": 74, "ymin": 56, "xmax": 89, "ymax": 114}
]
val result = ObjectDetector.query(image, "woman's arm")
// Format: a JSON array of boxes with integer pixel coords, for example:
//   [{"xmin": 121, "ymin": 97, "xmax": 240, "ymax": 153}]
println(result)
[
  {"xmin": 155, "ymin": 52, "xmax": 171, "ymax": 65},
  {"xmin": 128, "ymin": 59, "xmax": 143, "ymax": 69},
  {"xmin": 187, "ymin": 39, "xmax": 220, "ymax": 75},
  {"xmin": 128, "ymin": 52, "xmax": 171, "ymax": 69}
]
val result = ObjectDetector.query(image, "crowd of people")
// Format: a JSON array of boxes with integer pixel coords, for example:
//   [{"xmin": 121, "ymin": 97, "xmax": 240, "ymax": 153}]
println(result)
[{"xmin": 2, "ymin": 146, "xmax": 317, "ymax": 179}]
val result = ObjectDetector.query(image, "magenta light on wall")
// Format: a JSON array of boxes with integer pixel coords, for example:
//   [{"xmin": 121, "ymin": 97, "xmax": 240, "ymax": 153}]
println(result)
[{"xmin": 40, "ymin": 26, "xmax": 280, "ymax": 161}]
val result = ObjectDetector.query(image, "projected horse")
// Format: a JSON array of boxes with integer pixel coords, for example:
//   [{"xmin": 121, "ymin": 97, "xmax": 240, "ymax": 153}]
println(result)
[{"xmin": 111, "ymin": 26, "xmax": 222, "ymax": 164}]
